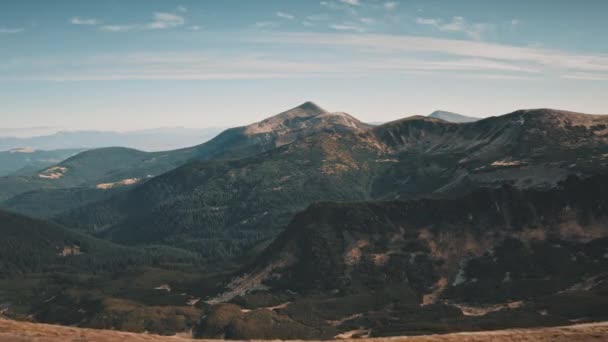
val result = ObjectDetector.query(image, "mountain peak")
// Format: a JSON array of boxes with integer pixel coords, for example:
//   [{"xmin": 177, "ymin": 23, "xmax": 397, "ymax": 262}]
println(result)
[
  {"xmin": 378, "ymin": 115, "xmax": 446, "ymax": 128},
  {"xmin": 296, "ymin": 101, "xmax": 326, "ymax": 114},
  {"xmin": 244, "ymin": 102, "xmax": 328, "ymax": 135},
  {"xmin": 428, "ymin": 110, "xmax": 479, "ymax": 123}
]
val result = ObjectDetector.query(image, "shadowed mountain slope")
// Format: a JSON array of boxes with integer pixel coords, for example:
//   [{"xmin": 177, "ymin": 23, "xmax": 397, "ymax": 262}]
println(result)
[
  {"xmin": 0, "ymin": 209, "xmax": 143, "ymax": 275},
  {"xmin": 200, "ymin": 174, "xmax": 608, "ymax": 339},
  {"xmin": 56, "ymin": 130, "xmax": 380, "ymax": 257}
]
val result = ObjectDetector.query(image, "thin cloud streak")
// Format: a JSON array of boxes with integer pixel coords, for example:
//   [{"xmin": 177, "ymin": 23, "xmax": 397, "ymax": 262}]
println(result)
[
  {"xmin": 0, "ymin": 28, "xmax": 24, "ymax": 34},
  {"xmin": 258, "ymin": 32, "xmax": 608, "ymax": 74},
  {"xmin": 3, "ymin": 32, "xmax": 607, "ymax": 82},
  {"xmin": 562, "ymin": 73, "xmax": 608, "ymax": 81},
  {"xmin": 70, "ymin": 17, "xmax": 99, "ymax": 25},
  {"xmin": 416, "ymin": 16, "xmax": 491, "ymax": 40},
  {"xmin": 276, "ymin": 12, "xmax": 295, "ymax": 20},
  {"xmin": 0, "ymin": 52, "xmax": 541, "ymax": 82},
  {"xmin": 338, "ymin": 0, "xmax": 361, "ymax": 6},
  {"xmin": 384, "ymin": 2, "xmax": 399, "ymax": 10},
  {"xmin": 330, "ymin": 24, "xmax": 364, "ymax": 32},
  {"xmin": 100, "ymin": 12, "xmax": 185, "ymax": 32}
]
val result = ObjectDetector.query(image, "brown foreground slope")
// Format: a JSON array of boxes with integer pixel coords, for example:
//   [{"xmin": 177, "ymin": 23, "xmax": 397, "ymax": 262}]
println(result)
[{"xmin": 0, "ymin": 319, "xmax": 607, "ymax": 342}]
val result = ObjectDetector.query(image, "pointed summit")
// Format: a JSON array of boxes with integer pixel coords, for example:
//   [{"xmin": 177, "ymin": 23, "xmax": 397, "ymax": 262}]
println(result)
[
  {"xmin": 280, "ymin": 101, "xmax": 327, "ymax": 119},
  {"xmin": 295, "ymin": 101, "xmax": 326, "ymax": 115},
  {"xmin": 244, "ymin": 101, "xmax": 328, "ymax": 135}
]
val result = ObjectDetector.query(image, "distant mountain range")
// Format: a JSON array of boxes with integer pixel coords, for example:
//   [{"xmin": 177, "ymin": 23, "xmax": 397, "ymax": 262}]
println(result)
[
  {"xmin": 428, "ymin": 110, "xmax": 480, "ymax": 123},
  {"xmin": 1, "ymin": 102, "xmax": 608, "ymax": 339},
  {"xmin": 0, "ymin": 148, "xmax": 84, "ymax": 177},
  {"xmin": 0, "ymin": 127, "xmax": 224, "ymax": 152},
  {"xmin": 0, "ymin": 110, "xmax": 470, "ymax": 178}
]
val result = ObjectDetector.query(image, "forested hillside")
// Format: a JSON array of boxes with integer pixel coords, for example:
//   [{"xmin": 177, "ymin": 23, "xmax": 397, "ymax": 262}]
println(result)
[
  {"xmin": 198, "ymin": 174, "xmax": 608, "ymax": 339},
  {"xmin": 55, "ymin": 108, "xmax": 608, "ymax": 262}
]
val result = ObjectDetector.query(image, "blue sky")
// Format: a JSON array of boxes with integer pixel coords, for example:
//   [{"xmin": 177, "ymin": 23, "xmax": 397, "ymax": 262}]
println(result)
[{"xmin": 1, "ymin": 0, "xmax": 608, "ymax": 131}]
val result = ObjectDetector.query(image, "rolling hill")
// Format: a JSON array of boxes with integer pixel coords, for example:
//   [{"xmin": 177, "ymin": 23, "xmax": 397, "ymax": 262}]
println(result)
[
  {"xmin": 0, "ymin": 148, "xmax": 83, "ymax": 177},
  {"xmin": 0, "ymin": 208, "xmax": 208, "ymax": 335},
  {"xmin": 0, "ymin": 209, "xmax": 141, "ymax": 275}
]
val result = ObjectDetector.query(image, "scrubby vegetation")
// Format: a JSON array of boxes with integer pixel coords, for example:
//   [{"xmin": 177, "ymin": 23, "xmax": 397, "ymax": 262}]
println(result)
[
  {"xmin": 3, "ymin": 107, "xmax": 608, "ymax": 338},
  {"xmin": 199, "ymin": 174, "xmax": 608, "ymax": 338}
]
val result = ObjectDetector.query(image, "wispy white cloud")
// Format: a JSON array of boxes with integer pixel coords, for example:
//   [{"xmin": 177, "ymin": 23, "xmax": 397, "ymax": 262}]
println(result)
[
  {"xmin": 0, "ymin": 52, "xmax": 542, "ymax": 82},
  {"xmin": 146, "ymin": 12, "xmax": 185, "ymax": 29},
  {"xmin": 330, "ymin": 24, "xmax": 364, "ymax": 32},
  {"xmin": 253, "ymin": 21, "xmax": 278, "ymax": 29},
  {"xmin": 459, "ymin": 73, "xmax": 536, "ymax": 81},
  {"xmin": 100, "ymin": 12, "xmax": 185, "ymax": 32},
  {"xmin": 307, "ymin": 14, "xmax": 330, "ymax": 21},
  {"xmin": 321, "ymin": 0, "xmax": 358, "ymax": 12},
  {"xmin": 562, "ymin": 73, "xmax": 608, "ymax": 81},
  {"xmin": 320, "ymin": 1, "xmax": 338, "ymax": 9},
  {"xmin": 0, "ymin": 27, "xmax": 24, "ymax": 34},
  {"xmin": 276, "ymin": 11, "xmax": 295, "ymax": 20},
  {"xmin": 338, "ymin": 0, "xmax": 360, "ymax": 6},
  {"xmin": 70, "ymin": 17, "xmax": 99, "ymax": 25},
  {"xmin": 100, "ymin": 25, "xmax": 135, "ymax": 32},
  {"xmin": 415, "ymin": 18, "xmax": 438, "ymax": 26},
  {"xmin": 384, "ymin": 2, "xmax": 399, "ymax": 10},
  {"xmin": 4, "ymin": 31, "xmax": 608, "ymax": 83},
  {"xmin": 302, "ymin": 21, "xmax": 316, "ymax": 27},
  {"xmin": 416, "ymin": 16, "xmax": 491, "ymax": 40},
  {"xmin": 256, "ymin": 32, "xmax": 608, "ymax": 77},
  {"xmin": 360, "ymin": 17, "xmax": 375, "ymax": 24}
]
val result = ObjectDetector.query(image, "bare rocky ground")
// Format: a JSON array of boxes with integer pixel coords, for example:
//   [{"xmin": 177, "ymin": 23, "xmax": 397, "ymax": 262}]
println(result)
[{"xmin": 0, "ymin": 319, "xmax": 607, "ymax": 342}]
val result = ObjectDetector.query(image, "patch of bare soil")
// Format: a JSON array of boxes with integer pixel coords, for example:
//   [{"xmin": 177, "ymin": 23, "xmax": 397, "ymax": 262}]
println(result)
[{"xmin": 0, "ymin": 319, "xmax": 607, "ymax": 342}]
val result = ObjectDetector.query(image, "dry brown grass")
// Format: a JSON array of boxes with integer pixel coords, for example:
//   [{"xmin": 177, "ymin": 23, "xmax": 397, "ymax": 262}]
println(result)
[{"xmin": 0, "ymin": 319, "xmax": 607, "ymax": 342}]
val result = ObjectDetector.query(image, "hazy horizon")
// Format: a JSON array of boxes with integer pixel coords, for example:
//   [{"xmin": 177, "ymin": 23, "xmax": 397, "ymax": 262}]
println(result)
[{"xmin": 2, "ymin": 0, "xmax": 607, "ymax": 131}]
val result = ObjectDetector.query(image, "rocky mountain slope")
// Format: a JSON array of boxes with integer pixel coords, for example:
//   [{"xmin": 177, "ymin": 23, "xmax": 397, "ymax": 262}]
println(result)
[
  {"xmin": 200, "ymin": 174, "xmax": 608, "ymax": 339},
  {"xmin": 54, "ymin": 108, "xmax": 608, "ymax": 261}
]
